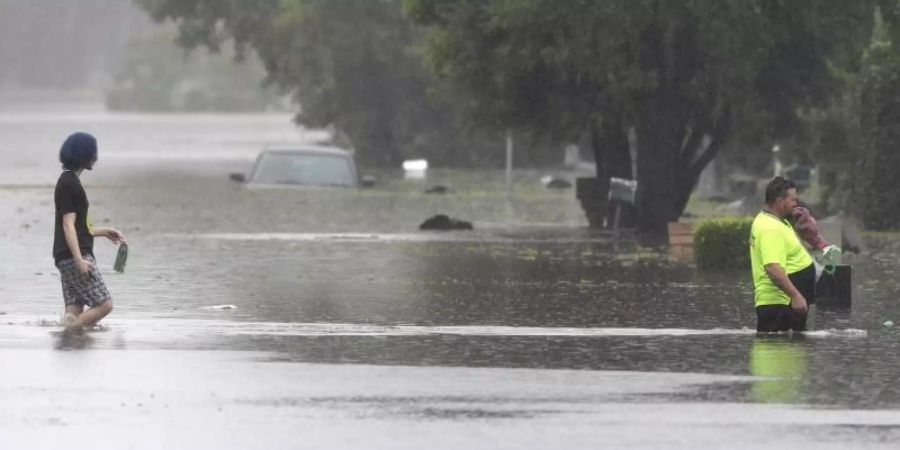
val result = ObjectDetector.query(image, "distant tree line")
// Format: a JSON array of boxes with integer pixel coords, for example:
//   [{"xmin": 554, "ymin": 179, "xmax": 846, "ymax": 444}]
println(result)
[{"xmin": 132, "ymin": 0, "xmax": 900, "ymax": 234}]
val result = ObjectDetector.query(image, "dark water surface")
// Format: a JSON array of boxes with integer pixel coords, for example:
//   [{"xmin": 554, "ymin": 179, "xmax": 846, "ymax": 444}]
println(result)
[{"xmin": 3, "ymin": 108, "xmax": 900, "ymax": 448}]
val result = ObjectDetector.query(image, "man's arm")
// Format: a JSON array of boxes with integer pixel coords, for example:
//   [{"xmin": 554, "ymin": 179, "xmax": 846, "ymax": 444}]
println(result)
[
  {"xmin": 62, "ymin": 212, "xmax": 91, "ymax": 277},
  {"xmin": 764, "ymin": 263, "xmax": 808, "ymax": 313}
]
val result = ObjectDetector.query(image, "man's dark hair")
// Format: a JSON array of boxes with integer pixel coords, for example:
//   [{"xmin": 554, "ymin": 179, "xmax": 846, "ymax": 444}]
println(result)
[
  {"xmin": 59, "ymin": 132, "xmax": 97, "ymax": 171},
  {"xmin": 765, "ymin": 176, "xmax": 796, "ymax": 204}
]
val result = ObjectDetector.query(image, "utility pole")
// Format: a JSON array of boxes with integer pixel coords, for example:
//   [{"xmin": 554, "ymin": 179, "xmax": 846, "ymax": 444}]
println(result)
[{"xmin": 505, "ymin": 129, "xmax": 514, "ymax": 192}]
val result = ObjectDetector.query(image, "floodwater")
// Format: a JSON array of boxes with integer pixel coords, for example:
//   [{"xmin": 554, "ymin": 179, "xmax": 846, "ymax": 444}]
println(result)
[{"xmin": 2, "ymin": 101, "xmax": 900, "ymax": 449}]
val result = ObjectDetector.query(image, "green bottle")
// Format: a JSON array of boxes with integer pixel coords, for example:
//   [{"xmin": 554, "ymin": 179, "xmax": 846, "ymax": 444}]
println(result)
[{"xmin": 114, "ymin": 243, "xmax": 128, "ymax": 273}]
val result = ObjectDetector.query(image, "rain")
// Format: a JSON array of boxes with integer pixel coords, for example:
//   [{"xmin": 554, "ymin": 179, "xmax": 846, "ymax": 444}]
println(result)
[{"xmin": 3, "ymin": 1, "xmax": 900, "ymax": 448}]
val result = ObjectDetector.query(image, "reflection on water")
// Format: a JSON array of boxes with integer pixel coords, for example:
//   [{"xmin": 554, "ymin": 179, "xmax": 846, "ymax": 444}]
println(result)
[
  {"xmin": 750, "ymin": 336, "xmax": 809, "ymax": 404},
  {"xmin": 53, "ymin": 329, "xmax": 96, "ymax": 351}
]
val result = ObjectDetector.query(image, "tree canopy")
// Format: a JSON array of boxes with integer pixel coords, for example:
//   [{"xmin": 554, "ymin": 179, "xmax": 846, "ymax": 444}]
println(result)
[
  {"xmin": 859, "ymin": 8, "xmax": 900, "ymax": 229},
  {"xmin": 405, "ymin": 0, "xmax": 878, "ymax": 237},
  {"xmin": 137, "ymin": 0, "xmax": 521, "ymax": 168},
  {"xmin": 136, "ymin": 0, "xmax": 900, "ymax": 233}
]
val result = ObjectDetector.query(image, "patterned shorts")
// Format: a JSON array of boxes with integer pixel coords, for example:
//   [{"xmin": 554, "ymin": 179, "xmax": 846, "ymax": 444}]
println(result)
[{"xmin": 57, "ymin": 254, "xmax": 111, "ymax": 307}]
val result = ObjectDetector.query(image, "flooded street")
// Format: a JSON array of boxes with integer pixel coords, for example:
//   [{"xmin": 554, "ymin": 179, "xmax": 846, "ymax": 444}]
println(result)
[{"xmin": 4, "ymin": 105, "xmax": 900, "ymax": 448}]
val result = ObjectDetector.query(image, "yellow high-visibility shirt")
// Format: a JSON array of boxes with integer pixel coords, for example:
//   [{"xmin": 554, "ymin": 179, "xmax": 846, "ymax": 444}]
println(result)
[{"xmin": 749, "ymin": 211, "xmax": 813, "ymax": 307}]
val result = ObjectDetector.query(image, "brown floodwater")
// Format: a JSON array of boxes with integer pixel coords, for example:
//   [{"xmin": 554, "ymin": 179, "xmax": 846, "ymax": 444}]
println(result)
[{"xmin": 2, "ymin": 106, "xmax": 900, "ymax": 448}]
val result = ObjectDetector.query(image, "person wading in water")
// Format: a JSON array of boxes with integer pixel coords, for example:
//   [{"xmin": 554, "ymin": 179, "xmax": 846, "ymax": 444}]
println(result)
[
  {"xmin": 53, "ymin": 132, "xmax": 126, "ymax": 331},
  {"xmin": 749, "ymin": 176, "xmax": 815, "ymax": 332}
]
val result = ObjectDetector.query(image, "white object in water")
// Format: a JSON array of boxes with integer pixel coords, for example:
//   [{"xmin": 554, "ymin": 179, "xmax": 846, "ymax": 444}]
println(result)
[
  {"xmin": 402, "ymin": 159, "xmax": 428, "ymax": 171},
  {"xmin": 403, "ymin": 159, "xmax": 428, "ymax": 180},
  {"xmin": 203, "ymin": 305, "xmax": 238, "ymax": 310}
]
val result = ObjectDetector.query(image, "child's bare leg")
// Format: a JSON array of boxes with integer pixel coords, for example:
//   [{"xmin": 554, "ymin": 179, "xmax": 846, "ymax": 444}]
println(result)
[
  {"xmin": 62, "ymin": 304, "xmax": 83, "ymax": 329},
  {"xmin": 72, "ymin": 301, "xmax": 112, "ymax": 328}
]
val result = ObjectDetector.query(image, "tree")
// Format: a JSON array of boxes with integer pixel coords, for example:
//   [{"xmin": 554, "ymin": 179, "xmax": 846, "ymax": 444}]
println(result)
[
  {"xmin": 406, "ymin": 0, "xmax": 876, "ymax": 239},
  {"xmin": 136, "ymin": 0, "xmax": 519, "ymax": 168},
  {"xmin": 859, "ymin": 7, "xmax": 900, "ymax": 229}
]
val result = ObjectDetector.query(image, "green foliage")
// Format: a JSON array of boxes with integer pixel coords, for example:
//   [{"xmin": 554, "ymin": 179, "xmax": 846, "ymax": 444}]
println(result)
[
  {"xmin": 135, "ymin": 0, "xmax": 538, "ymax": 168},
  {"xmin": 859, "ymin": 7, "xmax": 900, "ymax": 230},
  {"xmin": 406, "ymin": 0, "xmax": 878, "ymax": 237},
  {"xmin": 134, "ymin": 0, "xmax": 892, "ymax": 234},
  {"xmin": 693, "ymin": 218, "xmax": 753, "ymax": 270},
  {"xmin": 769, "ymin": 4, "xmax": 900, "ymax": 219}
]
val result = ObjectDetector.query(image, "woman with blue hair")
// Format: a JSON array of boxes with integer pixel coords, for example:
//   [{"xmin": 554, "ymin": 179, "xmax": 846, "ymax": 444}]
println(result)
[{"xmin": 53, "ymin": 132, "xmax": 126, "ymax": 331}]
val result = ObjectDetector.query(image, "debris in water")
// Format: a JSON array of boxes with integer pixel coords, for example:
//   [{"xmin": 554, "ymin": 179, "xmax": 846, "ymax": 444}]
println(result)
[
  {"xmin": 419, "ymin": 214, "xmax": 473, "ymax": 230},
  {"xmin": 884, "ymin": 320, "xmax": 894, "ymax": 327},
  {"xmin": 541, "ymin": 175, "xmax": 572, "ymax": 189},
  {"xmin": 203, "ymin": 305, "xmax": 238, "ymax": 310}
]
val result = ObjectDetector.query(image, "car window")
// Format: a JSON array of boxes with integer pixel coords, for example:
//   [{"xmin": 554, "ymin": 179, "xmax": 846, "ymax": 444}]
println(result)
[{"xmin": 252, "ymin": 153, "xmax": 354, "ymax": 186}]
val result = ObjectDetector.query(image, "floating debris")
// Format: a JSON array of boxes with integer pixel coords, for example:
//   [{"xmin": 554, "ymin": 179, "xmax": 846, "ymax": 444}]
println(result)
[
  {"xmin": 540, "ymin": 175, "xmax": 572, "ymax": 189},
  {"xmin": 419, "ymin": 214, "xmax": 473, "ymax": 231},
  {"xmin": 202, "ymin": 305, "xmax": 238, "ymax": 310}
]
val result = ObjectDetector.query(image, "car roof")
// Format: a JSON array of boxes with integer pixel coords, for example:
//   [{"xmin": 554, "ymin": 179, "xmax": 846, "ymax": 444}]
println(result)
[{"xmin": 260, "ymin": 145, "xmax": 353, "ymax": 158}]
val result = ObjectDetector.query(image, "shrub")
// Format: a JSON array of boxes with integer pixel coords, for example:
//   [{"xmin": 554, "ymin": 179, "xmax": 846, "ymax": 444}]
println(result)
[
  {"xmin": 859, "ymin": 26, "xmax": 900, "ymax": 230},
  {"xmin": 693, "ymin": 218, "xmax": 754, "ymax": 270}
]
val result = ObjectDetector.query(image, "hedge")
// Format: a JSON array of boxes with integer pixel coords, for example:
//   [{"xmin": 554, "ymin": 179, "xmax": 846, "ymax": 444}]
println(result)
[{"xmin": 693, "ymin": 217, "xmax": 754, "ymax": 270}]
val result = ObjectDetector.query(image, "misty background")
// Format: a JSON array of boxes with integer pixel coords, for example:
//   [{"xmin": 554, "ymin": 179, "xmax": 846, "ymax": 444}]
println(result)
[
  {"xmin": 0, "ymin": 0, "xmax": 149, "ymax": 91},
  {"xmin": 0, "ymin": 0, "xmax": 280, "ymax": 112}
]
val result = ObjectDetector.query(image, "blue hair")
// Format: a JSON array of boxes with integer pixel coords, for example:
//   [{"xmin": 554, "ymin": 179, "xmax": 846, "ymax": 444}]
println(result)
[{"xmin": 59, "ymin": 132, "xmax": 98, "ymax": 170}]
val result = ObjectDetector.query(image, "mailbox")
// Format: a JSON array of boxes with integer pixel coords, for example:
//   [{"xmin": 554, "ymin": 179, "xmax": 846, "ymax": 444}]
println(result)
[{"xmin": 609, "ymin": 177, "xmax": 638, "ymax": 204}]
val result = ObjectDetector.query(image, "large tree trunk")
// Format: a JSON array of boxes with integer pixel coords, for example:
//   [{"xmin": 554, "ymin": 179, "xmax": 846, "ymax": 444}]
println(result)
[
  {"xmin": 634, "ymin": 96, "xmax": 689, "ymax": 242},
  {"xmin": 628, "ymin": 17, "xmax": 736, "ymax": 242},
  {"xmin": 587, "ymin": 114, "xmax": 634, "ymax": 229},
  {"xmin": 591, "ymin": 114, "xmax": 632, "ymax": 182},
  {"xmin": 634, "ymin": 94, "xmax": 729, "ymax": 243}
]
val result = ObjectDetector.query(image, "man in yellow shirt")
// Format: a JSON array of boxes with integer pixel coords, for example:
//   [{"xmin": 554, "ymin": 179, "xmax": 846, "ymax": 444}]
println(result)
[{"xmin": 749, "ymin": 177, "xmax": 816, "ymax": 332}]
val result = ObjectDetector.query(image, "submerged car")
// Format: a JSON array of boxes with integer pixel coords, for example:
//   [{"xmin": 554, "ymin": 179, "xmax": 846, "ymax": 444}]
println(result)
[{"xmin": 230, "ymin": 145, "xmax": 364, "ymax": 188}]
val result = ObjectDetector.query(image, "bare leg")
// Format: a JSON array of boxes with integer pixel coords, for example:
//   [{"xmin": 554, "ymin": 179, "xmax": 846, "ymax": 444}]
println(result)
[
  {"xmin": 62, "ymin": 305, "xmax": 84, "ymax": 329},
  {"xmin": 72, "ymin": 300, "xmax": 113, "ymax": 328}
]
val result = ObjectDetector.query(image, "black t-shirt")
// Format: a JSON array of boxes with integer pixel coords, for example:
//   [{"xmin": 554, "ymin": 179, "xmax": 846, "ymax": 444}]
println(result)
[{"xmin": 53, "ymin": 171, "xmax": 93, "ymax": 265}]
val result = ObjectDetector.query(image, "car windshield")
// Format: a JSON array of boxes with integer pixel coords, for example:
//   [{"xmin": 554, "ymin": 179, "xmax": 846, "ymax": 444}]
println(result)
[{"xmin": 252, "ymin": 152, "xmax": 355, "ymax": 186}]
